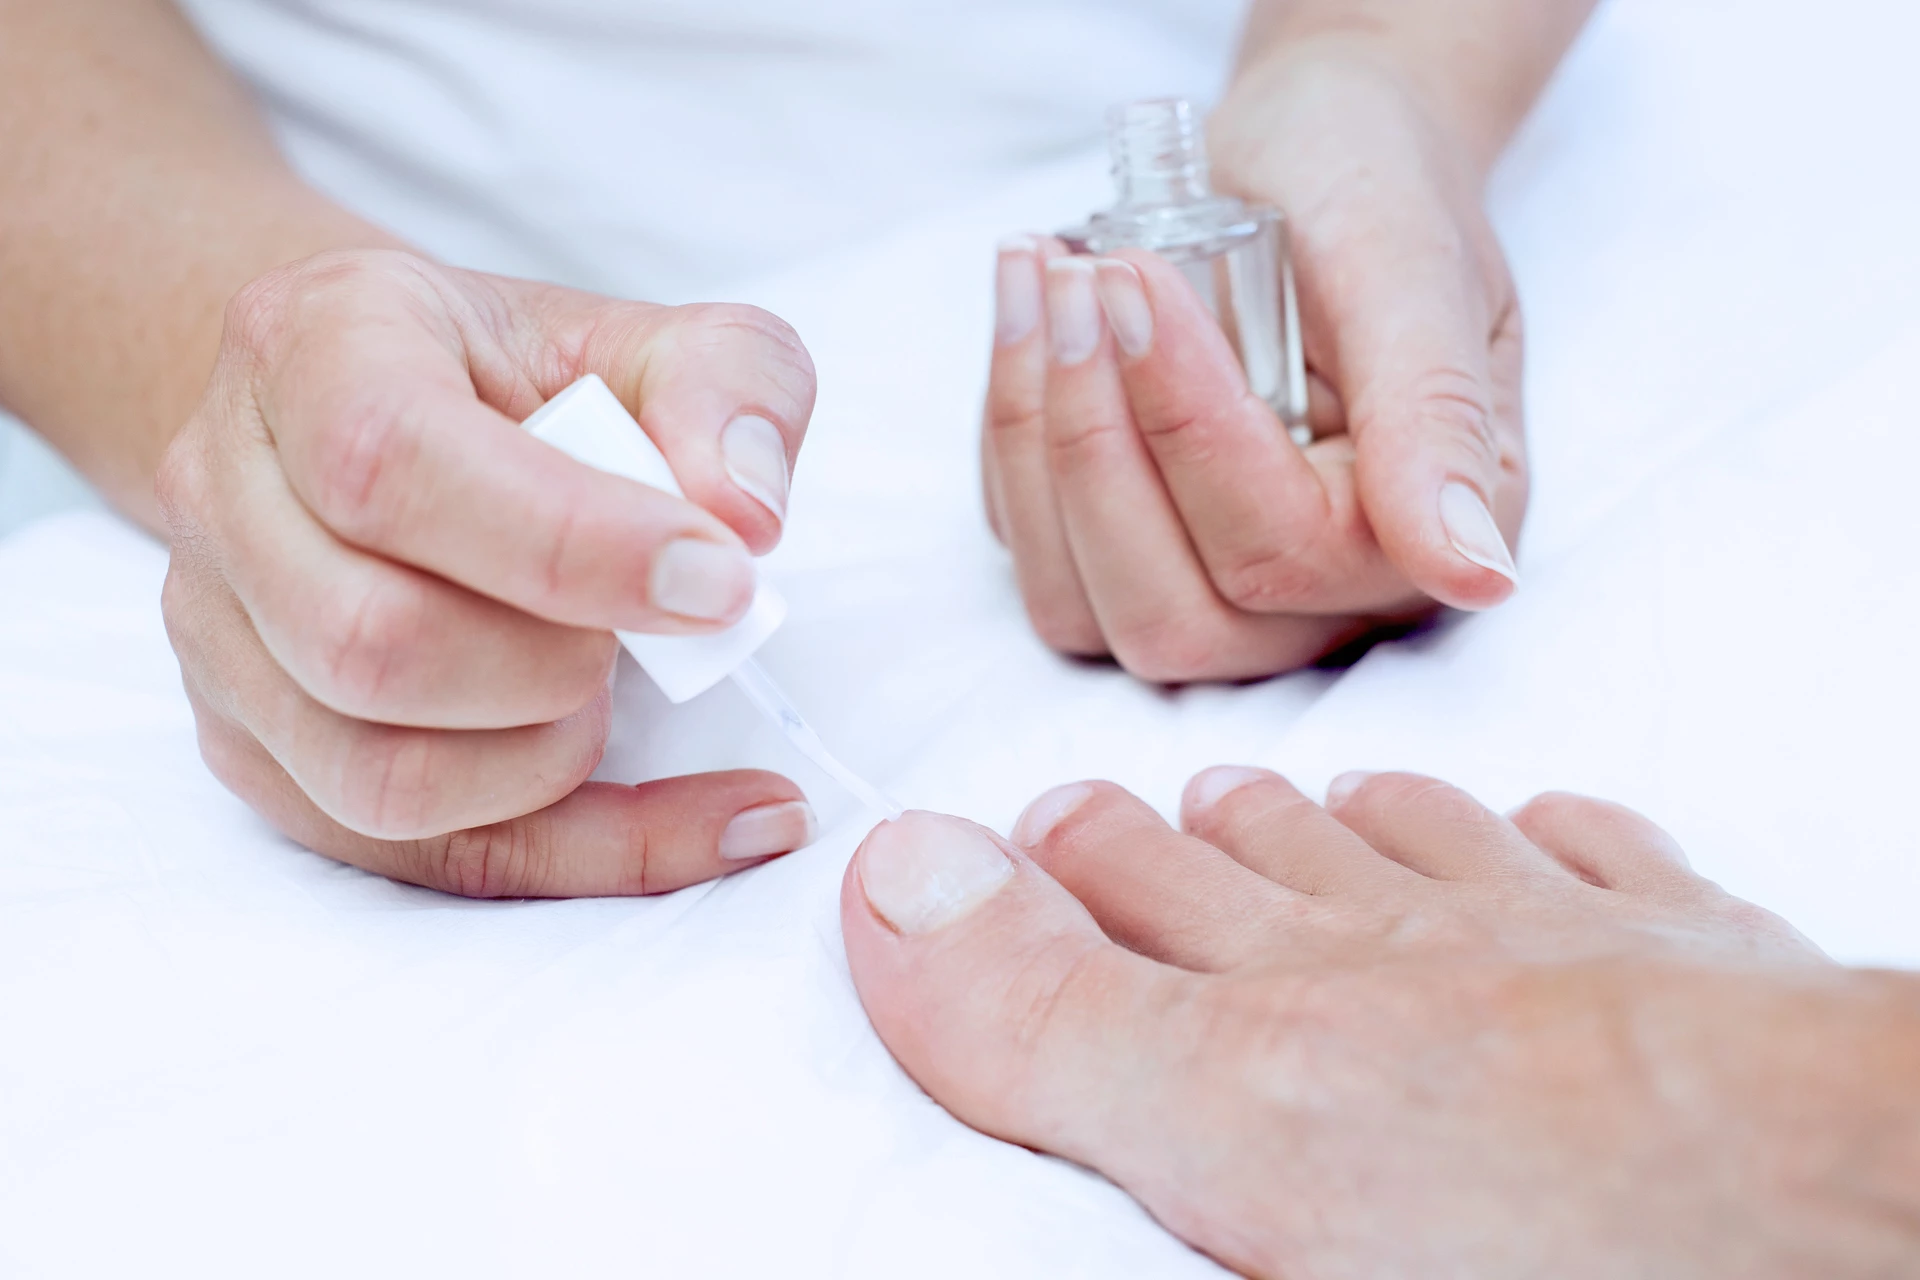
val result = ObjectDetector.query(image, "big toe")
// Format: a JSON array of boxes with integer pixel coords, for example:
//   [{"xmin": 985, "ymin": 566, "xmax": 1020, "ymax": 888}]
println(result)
[{"xmin": 841, "ymin": 810, "xmax": 1189, "ymax": 1163}]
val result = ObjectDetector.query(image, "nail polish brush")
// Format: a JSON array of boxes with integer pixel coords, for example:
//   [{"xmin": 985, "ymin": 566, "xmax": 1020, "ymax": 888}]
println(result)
[{"xmin": 521, "ymin": 375, "xmax": 904, "ymax": 820}]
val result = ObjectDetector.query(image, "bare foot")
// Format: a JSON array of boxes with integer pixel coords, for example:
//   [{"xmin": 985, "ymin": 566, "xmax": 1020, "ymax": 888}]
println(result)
[{"xmin": 841, "ymin": 770, "xmax": 1920, "ymax": 1278}]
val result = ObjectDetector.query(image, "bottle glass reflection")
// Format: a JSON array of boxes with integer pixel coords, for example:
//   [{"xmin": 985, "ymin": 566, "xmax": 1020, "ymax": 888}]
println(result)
[{"xmin": 1061, "ymin": 98, "xmax": 1309, "ymax": 444}]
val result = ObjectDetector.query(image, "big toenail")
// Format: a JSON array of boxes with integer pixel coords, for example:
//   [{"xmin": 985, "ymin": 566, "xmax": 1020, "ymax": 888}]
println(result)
[
  {"xmin": 858, "ymin": 812, "xmax": 1015, "ymax": 934},
  {"xmin": 1184, "ymin": 765, "xmax": 1271, "ymax": 814},
  {"xmin": 1012, "ymin": 783, "xmax": 1094, "ymax": 848}
]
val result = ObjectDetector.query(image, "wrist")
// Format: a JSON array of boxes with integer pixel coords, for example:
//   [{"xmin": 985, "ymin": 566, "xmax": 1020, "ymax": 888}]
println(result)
[{"xmin": 1223, "ymin": 31, "xmax": 1514, "ymax": 188}]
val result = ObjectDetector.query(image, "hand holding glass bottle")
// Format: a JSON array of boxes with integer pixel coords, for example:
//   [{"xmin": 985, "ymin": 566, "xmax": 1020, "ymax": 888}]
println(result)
[{"xmin": 984, "ymin": 67, "xmax": 1528, "ymax": 680}]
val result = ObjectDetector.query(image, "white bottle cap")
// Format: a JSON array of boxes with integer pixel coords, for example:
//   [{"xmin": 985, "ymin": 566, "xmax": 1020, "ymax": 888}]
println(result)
[{"xmin": 520, "ymin": 374, "xmax": 787, "ymax": 704}]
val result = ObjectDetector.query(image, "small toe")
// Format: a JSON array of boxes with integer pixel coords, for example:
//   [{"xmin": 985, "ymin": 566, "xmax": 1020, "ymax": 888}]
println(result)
[
  {"xmin": 1183, "ymin": 766, "xmax": 1420, "ymax": 895},
  {"xmin": 1326, "ymin": 772, "xmax": 1570, "ymax": 883},
  {"xmin": 1507, "ymin": 792, "xmax": 1701, "ymax": 894}
]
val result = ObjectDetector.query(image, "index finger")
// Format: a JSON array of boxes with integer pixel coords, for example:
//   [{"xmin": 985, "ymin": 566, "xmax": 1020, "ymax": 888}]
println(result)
[
  {"xmin": 1099, "ymin": 249, "xmax": 1417, "ymax": 616},
  {"xmin": 253, "ymin": 260, "xmax": 759, "ymax": 634}
]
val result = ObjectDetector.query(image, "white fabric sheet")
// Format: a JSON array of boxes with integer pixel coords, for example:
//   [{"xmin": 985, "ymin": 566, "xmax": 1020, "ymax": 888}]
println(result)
[{"xmin": 5, "ymin": 1, "xmax": 1920, "ymax": 1274}]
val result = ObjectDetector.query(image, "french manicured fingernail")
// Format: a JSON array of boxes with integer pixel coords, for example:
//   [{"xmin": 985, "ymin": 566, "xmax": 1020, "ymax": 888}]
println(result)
[
  {"xmin": 1439, "ymin": 482, "xmax": 1519, "ymax": 585},
  {"xmin": 1011, "ymin": 782, "xmax": 1094, "ymax": 848},
  {"xmin": 995, "ymin": 236, "xmax": 1042, "ymax": 345},
  {"xmin": 651, "ymin": 538, "xmax": 754, "ymax": 622},
  {"xmin": 1184, "ymin": 765, "xmax": 1270, "ymax": 814},
  {"xmin": 1094, "ymin": 259, "xmax": 1153, "ymax": 357},
  {"xmin": 859, "ymin": 812, "xmax": 1015, "ymax": 934},
  {"xmin": 1326, "ymin": 771, "xmax": 1376, "ymax": 808},
  {"xmin": 719, "ymin": 799, "xmax": 818, "ymax": 860},
  {"xmin": 1046, "ymin": 257, "xmax": 1101, "ymax": 366},
  {"xmin": 722, "ymin": 414, "xmax": 790, "ymax": 525}
]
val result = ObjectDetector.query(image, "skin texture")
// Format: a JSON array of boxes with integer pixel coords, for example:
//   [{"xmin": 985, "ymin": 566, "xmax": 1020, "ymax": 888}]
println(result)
[
  {"xmin": 984, "ymin": 1, "xmax": 1600, "ymax": 678},
  {"xmin": 843, "ymin": 775, "xmax": 1920, "ymax": 1278},
  {"xmin": 0, "ymin": 1, "xmax": 821, "ymax": 894},
  {"xmin": 159, "ymin": 251, "xmax": 821, "ymax": 895}
]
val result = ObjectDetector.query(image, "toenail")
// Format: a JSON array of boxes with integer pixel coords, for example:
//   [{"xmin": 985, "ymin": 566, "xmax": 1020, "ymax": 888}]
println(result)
[
  {"xmin": 1325, "ymin": 771, "xmax": 1376, "ymax": 808},
  {"xmin": 1183, "ymin": 765, "xmax": 1271, "ymax": 814},
  {"xmin": 858, "ymin": 812, "xmax": 1015, "ymax": 934},
  {"xmin": 1012, "ymin": 782, "xmax": 1095, "ymax": 848}
]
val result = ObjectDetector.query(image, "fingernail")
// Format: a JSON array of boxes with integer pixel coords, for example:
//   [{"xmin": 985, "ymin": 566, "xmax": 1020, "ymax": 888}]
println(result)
[
  {"xmin": 721, "ymin": 414, "xmax": 790, "ymax": 525},
  {"xmin": 1439, "ymin": 482, "xmax": 1519, "ymax": 585},
  {"xmin": 1326, "ymin": 771, "xmax": 1376, "ymax": 808},
  {"xmin": 651, "ymin": 538, "xmax": 754, "ymax": 623},
  {"xmin": 1183, "ymin": 765, "xmax": 1270, "ymax": 814},
  {"xmin": 859, "ymin": 812, "xmax": 1015, "ymax": 934},
  {"xmin": 995, "ymin": 237, "xmax": 1042, "ymax": 346},
  {"xmin": 719, "ymin": 799, "xmax": 818, "ymax": 860},
  {"xmin": 1093, "ymin": 259, "xmax": 1153, "ymax": 358},
  {"xmin": 1045, "ymin": 258, "xmax": 1101, "ymax": 366},
  {"xmin": 1011, "ymin": 782, "xmax": 1094, "ymax": 848}
]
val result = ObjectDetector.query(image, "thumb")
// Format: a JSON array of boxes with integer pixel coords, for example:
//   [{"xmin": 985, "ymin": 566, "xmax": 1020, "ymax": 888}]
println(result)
[
  {"xmin": 564, "ymin": 294, "xmax": 817, "ymax": 557},
  {"xmin": 1331, "ymin": 237, "xmax": 1526, "ymax": 612}
]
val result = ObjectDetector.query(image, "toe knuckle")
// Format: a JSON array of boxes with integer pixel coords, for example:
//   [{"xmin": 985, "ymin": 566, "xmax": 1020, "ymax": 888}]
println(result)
[
  {"xmin": 1512, "ymin": 790, "xmax": 1594, "ymax": 828},
  {"xmin": 1369, "ymin": 773, "xmax": 1472, "ymax": 819}
]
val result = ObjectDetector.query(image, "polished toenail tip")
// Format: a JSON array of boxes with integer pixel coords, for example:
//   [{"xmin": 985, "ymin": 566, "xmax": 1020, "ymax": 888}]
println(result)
[
  {"xmin": 1183, "ymin": 765, "xmax": 1272, "ymax": 816},
  {"xmin": 1011, "ymin": 782, "xmax": 1094, "ymax": 848},
  {"xmin": 858, "ymin": 812, "xmax": 1015, "ymax": 935},
  {"xmin": 1325, "ymin": 771, "xmax": 1376, "ymax": 808}
]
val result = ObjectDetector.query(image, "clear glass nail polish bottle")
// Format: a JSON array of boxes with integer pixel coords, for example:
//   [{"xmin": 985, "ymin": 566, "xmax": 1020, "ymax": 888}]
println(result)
[{"xmin": 1061, "ymin": 98, "xmax": 1310, "ymax": 445}]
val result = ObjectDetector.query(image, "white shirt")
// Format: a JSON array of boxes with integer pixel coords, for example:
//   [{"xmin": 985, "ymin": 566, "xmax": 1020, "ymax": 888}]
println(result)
[{"xmin": 176, "ymin": 0, "xmax": 1248, "ymax": 301}]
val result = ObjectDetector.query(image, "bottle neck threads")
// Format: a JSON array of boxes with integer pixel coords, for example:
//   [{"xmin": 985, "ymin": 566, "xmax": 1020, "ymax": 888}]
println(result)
[{"xmin": 1108, "ymin": 98, "xmax": 1213, "ymax": 208}]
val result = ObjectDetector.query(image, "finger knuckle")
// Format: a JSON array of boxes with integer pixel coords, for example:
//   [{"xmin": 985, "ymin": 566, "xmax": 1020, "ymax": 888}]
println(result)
[
  {"xmin": 1210, "ymin": 545, "xmax": 1328, "ymax": 613},
  {"xmin": 431, "ymin": 820, "xmax": 551, "ymax": 899},
  {"xmin": 1404, "ymin": 367, "xmax": 1502, "ymax": 470},
  {"xmin": 335, "ymin": 727, "xmax": 438, "ymax": 839},
  {"xmin": 224, "ymin": 250, "xmax": 404, "ymax": 359},
  {"xmin": 153, "ymin": 432, "xmax": 217, "ymax": 542},
  {"xmin": 192, "ymin": 711, "xmax": 263, "ymax": 804},
  {"xmin": 305, "ymin": 385, "xmax": 421, "ymax": 542},
  {"xmin": 985, "ymin": 398, "xmax": 1045, "ymax": 443},
  {"xmin": 1111, "ymin": 619, "xmax": 1225, "ymax": 684},
  {"xmin": 1026, "ymin": 603, "xmax": 1107, "ymax": 658},
  {"xmin": 223, "ymin": 269, "xmax": 300, "ymax": 362},
  {"xmin": 1132, "ymin": 393, "xmax": 1257, "ymax": 468},
  {"xmin": 1043, "ymin": 411, "xmax": 1130, "ymax": 469},
  {"xmin": 673, "ymin": 302, "xmax": 818, "ymax": 404},
  {"xmin": 311, "ymin": 579, "xmax": 424, "ymax": 714}
]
